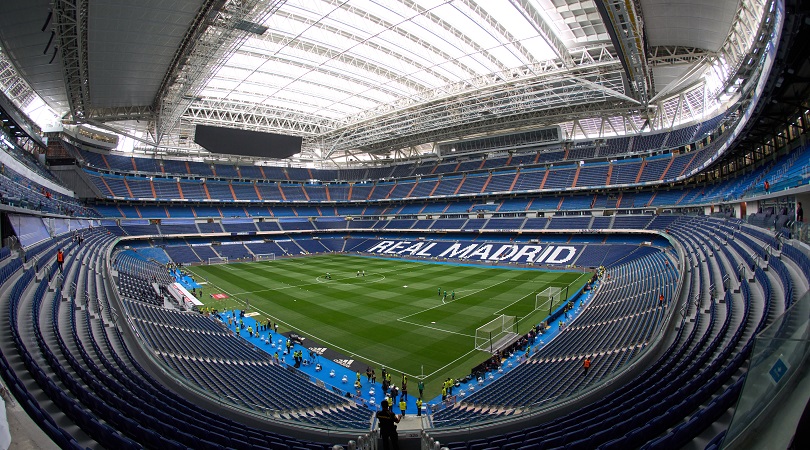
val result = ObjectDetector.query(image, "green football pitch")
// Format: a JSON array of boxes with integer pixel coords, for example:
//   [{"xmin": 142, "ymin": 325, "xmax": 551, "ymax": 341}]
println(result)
[{"xmin": 189, "ymin": 254, "xmax": 590, "ymax": 395}]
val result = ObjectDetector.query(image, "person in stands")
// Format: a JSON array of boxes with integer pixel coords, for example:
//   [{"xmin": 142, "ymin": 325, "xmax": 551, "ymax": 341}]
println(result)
[{"xmin": 56, "ymin": 248, "xmax": 64, "ymax": 272}]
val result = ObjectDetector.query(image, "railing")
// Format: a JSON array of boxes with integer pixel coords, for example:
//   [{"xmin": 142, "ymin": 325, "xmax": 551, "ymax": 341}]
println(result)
[
  {"xmin": 348, "ymin": 429, "xmax": 378, "ymax": 450},
  {"xmin": 722, "ymin": 273, "xmax": 731, "ymax": 292},
  {"xmin": 791, "ymin": 221, "xmax": 810, "ymax": 245},
  {"xmin": 421, "ymin": 430, "xmax": 445, "ymax": 450},
  {"xmin": 722, "ymin": 289, "xmax": 810, "ymax": 449}
]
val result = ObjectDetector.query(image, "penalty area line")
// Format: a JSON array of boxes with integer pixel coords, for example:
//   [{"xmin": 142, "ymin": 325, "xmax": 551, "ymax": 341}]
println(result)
[
  {"xmin": 396, "ymin": 318, "xmax": 476, "ymax": 338},
  {"xmin": 423, "ymin": 348, "xmax": 483, "ymax": 379},
  {"xmin": 492, "ymin": 290, "xmax": 539, "ymax": 316}
]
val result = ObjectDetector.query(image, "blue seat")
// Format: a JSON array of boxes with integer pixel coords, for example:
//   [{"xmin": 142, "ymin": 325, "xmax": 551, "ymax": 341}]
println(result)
[
  {"xmin": 164, "ymin": 439, "xmax": 190, "ymax": 450},
  {"xmin": 40, "ymin": 420, "xmax": 69, "ymax": 447},
  {"xmin": 207, "ymin": 432, "xmax": 231, "ymax": 447},
  {"xmin": 102, "ymin": 427, "xmax": 140, "ymax": 450},
  {"xmin": 639, "ymin": 433, "xmax": 671, "ymax": 450},
  {"xmin": 564, "ymin": 436, "xmax": 592, "ymax": 449}
]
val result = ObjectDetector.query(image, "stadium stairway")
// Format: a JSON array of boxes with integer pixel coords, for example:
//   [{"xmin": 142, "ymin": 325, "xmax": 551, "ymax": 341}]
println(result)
[{"xmin": 0, "ymin": 231, "xmax": 102, "ymax": 448}]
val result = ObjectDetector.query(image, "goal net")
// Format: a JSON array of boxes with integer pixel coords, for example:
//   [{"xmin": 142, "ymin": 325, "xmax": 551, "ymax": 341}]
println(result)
[
  {"xmin": 536, "ymin": 286, "xmax": 562, "ymax": 313},
  {"xmin": 475, "ymin": 315, "xmax": 517, "ymax": 352},
  {"xmin": 254, "ymin": 253, "xmax": 275, "ymax": 261},
  {"xmin": 208, "ymin": 256, "xmax": 228, "ymax": 265}
]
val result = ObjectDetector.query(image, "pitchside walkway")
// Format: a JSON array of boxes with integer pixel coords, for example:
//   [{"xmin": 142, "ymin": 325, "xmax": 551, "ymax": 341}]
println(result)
[{"xmin": 170, "ymin": 268, "xmax": 201, "ymax": 290}]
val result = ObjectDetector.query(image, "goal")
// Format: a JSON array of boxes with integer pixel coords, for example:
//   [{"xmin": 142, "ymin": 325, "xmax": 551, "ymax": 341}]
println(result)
[
  {"xmin": 208, "ymin": 256, "xmax": 228, "ymax": 265},
  {"xmin": 254, "ymin": 253, "xmax": 276, "ymax": 261},
  {"xmin": 475, "ymin": 315, "xmax": 518, "ymax": 352},
  {"xmin": 536, "ymin": 286, "xmax": 562, "ymax": 314}
]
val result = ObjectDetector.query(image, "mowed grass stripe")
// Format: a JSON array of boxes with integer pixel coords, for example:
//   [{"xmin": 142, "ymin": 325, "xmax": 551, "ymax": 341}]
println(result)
[
  {"xmin": 226, "ymin": 258, "xmax": 440, "ymax": 295},
  {"xmin": 190, "ymin": 255, "xmax": 590, "ymax": 385}
]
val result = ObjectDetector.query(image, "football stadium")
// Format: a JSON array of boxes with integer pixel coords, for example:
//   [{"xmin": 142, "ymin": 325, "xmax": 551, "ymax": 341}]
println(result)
[{"xmin": 0, "ymin": 0, "xmax": 808, "ymax": 449}]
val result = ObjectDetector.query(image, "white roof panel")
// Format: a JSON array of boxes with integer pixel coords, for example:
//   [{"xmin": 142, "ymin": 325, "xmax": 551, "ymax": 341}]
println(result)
[
  {"xmin": 0, "ymin": 0, "xmax": 768, "ymax": 159},
  {"xmin": 88, "ymin": 0, "xmax": 203, "ymax": 108},
  {"xmin": 640, "ymin": 0, "xmax": 740, "ymax": 51}
]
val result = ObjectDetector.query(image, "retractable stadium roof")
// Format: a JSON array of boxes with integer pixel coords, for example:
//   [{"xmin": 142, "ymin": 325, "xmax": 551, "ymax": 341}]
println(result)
[{"xmin": 0, "ymin": 0, "xmax": 771, "ymax": 164}]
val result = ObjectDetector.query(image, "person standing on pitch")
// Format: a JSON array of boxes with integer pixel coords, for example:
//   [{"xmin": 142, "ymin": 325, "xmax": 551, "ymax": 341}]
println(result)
[{"xmin": 376, "ymin": 400, "xmax": 401, "ymax": 450}]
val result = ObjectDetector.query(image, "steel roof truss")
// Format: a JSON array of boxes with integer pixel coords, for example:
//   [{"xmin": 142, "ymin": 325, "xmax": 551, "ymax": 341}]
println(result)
[{"xmin": 53, "ymin": 0, "xmax": 90, "ymax": 121}]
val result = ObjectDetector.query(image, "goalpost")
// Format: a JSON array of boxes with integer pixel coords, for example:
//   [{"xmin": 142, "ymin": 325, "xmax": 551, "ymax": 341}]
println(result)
[
  {"xmin": 254, "ymin": 253, "xmax": 276, "ymax": 262},
  {"xmin": 475, "ymin": 315, "xmax": 518, "ymax": 353},
  {"xmin": 536, "ymin": 286, "xmax": 562, "ymax": 315},
  {"xmin": 208, "ymin": 256, "xmax": 228, "ymax": 265}
]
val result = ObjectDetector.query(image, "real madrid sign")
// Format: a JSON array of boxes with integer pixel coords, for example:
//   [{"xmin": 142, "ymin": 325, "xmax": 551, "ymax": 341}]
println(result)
[{"xmin": 363, "ymin": 240, "xmax": 577, "ymax": 265}]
